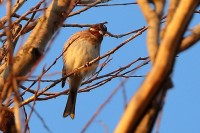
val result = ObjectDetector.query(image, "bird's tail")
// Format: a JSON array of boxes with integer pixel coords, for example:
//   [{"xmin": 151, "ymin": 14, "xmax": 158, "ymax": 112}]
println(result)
[{"xmin": 63, "ymin": 88, "xmax": 77, "ymax": 119}]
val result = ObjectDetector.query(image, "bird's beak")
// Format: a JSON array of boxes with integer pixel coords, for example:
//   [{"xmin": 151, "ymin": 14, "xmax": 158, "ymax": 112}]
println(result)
[{"xmin": 104, "ymin": 32, "xmax": 109, "ymax": 37}]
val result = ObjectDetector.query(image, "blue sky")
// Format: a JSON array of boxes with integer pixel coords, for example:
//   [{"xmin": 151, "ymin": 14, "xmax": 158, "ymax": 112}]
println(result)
[{"xmin": 0, "ymin": 0, "xmax": 200, "ymax": 133}]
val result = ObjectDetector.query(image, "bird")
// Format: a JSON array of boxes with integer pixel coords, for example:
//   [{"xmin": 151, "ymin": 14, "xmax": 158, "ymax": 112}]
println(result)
[{"xmin": 62, "ymin": 24, "xmax": 107, "ymax": 119}]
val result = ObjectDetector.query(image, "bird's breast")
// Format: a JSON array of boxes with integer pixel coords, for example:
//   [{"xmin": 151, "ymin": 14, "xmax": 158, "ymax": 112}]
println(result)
[{"xmin": 63, "ymin": 38, "xmax": 100, "ymax": 78}]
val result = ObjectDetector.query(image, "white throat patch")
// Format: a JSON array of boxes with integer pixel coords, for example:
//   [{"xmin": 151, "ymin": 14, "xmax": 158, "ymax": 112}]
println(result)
[{"xmin": 99, "ymin": 30, "xmax": 103, "ymax": 35}]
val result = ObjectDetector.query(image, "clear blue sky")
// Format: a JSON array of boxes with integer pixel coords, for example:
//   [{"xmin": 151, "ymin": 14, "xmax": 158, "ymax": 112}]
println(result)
[{"xmin": 0, "ymin": 0, "xmax": 200, "ymax": 133}]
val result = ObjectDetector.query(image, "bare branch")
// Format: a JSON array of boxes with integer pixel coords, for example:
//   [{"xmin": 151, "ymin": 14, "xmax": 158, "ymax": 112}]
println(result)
[
  {"xmin": 0, "ymin": 0, "xmax": 27, "ymax": 29},
  {"xmin": 8, "ymin": 0, "xmax": 77, "ymax": 81},
  {"xmin": 107, "ymin": 27, "xmax": 146, "ymax": 38},
  {"xmin": 69, "ymin": 0, "xmax": 102, "ymax": 17},
  {"xmin": 81, "ymin": 70, "xmax": 134, "ymax": 133},
  {"xmin": 79, "ymin": 0, "xmax": 110, "ymax": 4},
  {"xmin": 78, "ymin": 2, "xmax": 137, "ymax": 7},
  {"xmin": 137, "ymin": 0, "xmax": 165, "ymax": 63},
  {"xmin": 115, "ymin": 1, "xmax": 199, "ymax": 132},
  {"xmin": 62, "ymin": 21, "xmax": 107, "ymax": 28},
  {"xmin": 179, "ymin": 23, "xmax": 200, "ymax": 52},
  {"xmin": 161, "ymin": 0, "xmax": 180, "ymax": 38}
]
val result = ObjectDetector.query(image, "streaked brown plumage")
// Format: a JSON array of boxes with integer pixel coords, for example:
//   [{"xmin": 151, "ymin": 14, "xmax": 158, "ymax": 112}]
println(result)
[{"xmin": 62, "ymin": 24, "xmax": 107, "ymax": 119}]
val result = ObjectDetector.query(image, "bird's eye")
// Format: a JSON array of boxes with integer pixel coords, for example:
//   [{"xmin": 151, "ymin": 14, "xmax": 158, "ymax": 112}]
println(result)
[{"xmin": 102, "ymin": 24, "xmax": 107, "ymax": 32}]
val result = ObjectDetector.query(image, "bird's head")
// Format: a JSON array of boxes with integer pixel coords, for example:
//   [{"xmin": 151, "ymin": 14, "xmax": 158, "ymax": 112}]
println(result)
[{"xmin": 88, "ymin": 24, "xmax": 107, "ymax": 41}]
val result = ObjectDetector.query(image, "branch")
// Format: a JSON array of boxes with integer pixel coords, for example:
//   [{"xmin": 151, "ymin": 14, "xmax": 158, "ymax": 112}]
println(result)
[
  {"xmin": 81, "ymin": 74, "xmax": 131, "ymax": 133},
  {"xmin": 106, "ymin": 27, "xmax": 146, "ymax": 38},
  {"xmin": 8, "ymin": 0, "xmax": 77, "ymax": 81},
  {"xmin": 137, "ymin": 0, "xmax": 165, "ymax": 63},
  {"xmin": 62, "ymin": 21, "xmax": 107, "ymax": 28},
  {"xmin": 161, "ymin": 0, "xmax": 180, "ymax": 39},
  {"xmin": 0, "ymin": 0, "xmax": 27, "ymax": 29},
  {"xmin": 0, "ymin": 1, "xmax": 78, "ymax": 132},
  {"xmin": 69, "ymin": 0, "xmax": 102, "ymax": 17},
  {"xmin": 179, "ymin": 23, "xmax": 200, "ymax": 52},
  {"xmin": 78, "ymin": 2, "xmax": 137, "ymax": 7},
  {"xmin": 115, "ymin": 1, "xmax": 199, "ymax": 132}
]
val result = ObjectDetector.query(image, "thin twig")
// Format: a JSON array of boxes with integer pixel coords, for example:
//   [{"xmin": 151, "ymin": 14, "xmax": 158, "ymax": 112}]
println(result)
[{"xmin": 78, "ymin": 2, "xmax": 137, "ymax": 7}]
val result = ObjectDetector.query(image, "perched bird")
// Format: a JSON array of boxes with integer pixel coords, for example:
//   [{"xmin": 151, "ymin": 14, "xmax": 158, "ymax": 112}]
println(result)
[{"xmin": 62, "ymin": 24, "xmax": 107, "ymax": 119}]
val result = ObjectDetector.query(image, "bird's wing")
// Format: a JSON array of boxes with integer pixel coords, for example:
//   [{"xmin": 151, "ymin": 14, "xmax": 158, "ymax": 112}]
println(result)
[
  {"xmin": 62, "ymin": 65, "xmax": 67, "ymax": 88},
  {"xmin": 62, "ymin": 31, "xmax": 87, "ymax": 87},
  {"xmin": 63, "ymin": 31, "xmax": 86, "ymax": 52}
]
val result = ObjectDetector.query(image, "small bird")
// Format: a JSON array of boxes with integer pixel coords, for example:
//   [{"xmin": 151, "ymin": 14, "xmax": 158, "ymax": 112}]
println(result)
[{"xmin": 62, "ymin": 24, "xmax": 107, "ymax": 119}]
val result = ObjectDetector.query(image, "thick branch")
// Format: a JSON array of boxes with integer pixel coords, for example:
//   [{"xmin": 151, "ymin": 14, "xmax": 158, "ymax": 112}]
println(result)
[
  {"xmin": 115, "ymin": 1, "xmax": 199, "ymax": 132},
  {"xmin": 12, "ymin": 1, "xmax": 76, "ymax": 78},
  {"xmin": 179, "ymin": 24, "xmax": 200, "ymax": 52},
  {"xmin": 161, "ymin": 0, "xmax": 179, "ymax": 38},
  {"xmin": 0, "ymin": 0, "xmax": 78, "ymax": 102},
  {"xmin": 137, "ymin": 0, "xmax": 165, "ymax": 63}
]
